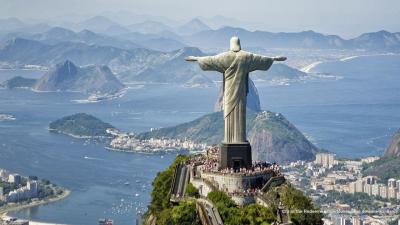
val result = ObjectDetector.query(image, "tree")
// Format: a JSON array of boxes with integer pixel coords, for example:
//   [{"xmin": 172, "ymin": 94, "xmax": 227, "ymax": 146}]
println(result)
[
  {"xmin": 171, "ymin": 200, "xmax": 199, "ymax": 225},
  {"xmin": 186, "ymin": 182, "xmax": 200, "ymax": 198}
]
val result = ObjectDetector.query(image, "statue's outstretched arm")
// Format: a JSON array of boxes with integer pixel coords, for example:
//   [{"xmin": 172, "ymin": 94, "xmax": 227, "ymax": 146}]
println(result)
[
  {"xmin": 185, "ymin": 56, "xmax": 199, "ymax": 61},
  {"xmin": 272, "ymin": 56, "xmax": 287, "ymax": 61},
  {"xmin": 185, "ymin": 55, "xmax": 225, "ymax": 73}
]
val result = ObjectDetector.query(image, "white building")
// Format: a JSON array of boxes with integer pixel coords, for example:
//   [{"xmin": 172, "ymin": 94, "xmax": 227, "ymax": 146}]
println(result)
[
  {"xmin": 379, "ymin": 185, "xmax": 388, "ymax": 199},
  {"xmin": 8, "ymin": 174, "xmax": 21, "ymax": 185},
  {"xmin": 388, "ymin": 187, "xmax": 397, "ymax": 199},
  {"xmin": 27, "ymin": 180, "xmax": 38, "ymax": 197},
  {"xmin": 355, "ymin": 179, "xmax": 364, "ymax": 193},
  {"xmin": 315, "ymin": 153, "xmax": 336, "ymax": 168},
  {"xmin": 348, "ymin": 182, "xmax": 356, "ymax": 194},
  {"xmin": 388, "ymin": 178, "xmax": 396, "ymax": 188},
  {"xmin": 364, "ymin": 183, "xmax": 372, "ymax": 196},
  {"xmin": 371, "ymin": 184, "xmax": 380, "ymax": 196},
  {"xmin": 0, "ymin": 169, "xmax": 9, "ymax": 181},
  {"xmin": 4, "ymin": 180, "xmax": 39, "ymax": 202}
]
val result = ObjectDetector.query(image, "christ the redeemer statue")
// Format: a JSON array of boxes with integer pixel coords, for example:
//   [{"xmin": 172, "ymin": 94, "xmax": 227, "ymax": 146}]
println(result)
[{"xmin": 185, "ymin": 36, "xmax": 286, "ymax": 169}]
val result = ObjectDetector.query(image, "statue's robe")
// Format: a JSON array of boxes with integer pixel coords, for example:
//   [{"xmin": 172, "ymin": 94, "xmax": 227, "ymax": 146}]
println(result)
[{"xmin": 197, "ymin": 50, "xmax": 274, "ymax": 143}]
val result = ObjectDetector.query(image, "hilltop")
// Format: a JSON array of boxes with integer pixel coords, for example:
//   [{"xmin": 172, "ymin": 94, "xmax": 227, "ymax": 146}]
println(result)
[
  {"xmin": 137, "ymin": 110, "xmax": 317, "ymax": 163},
  {"xmin": 49, "ymin": 113, "xmax": 114, "ymax": 138},
  {"xmin": 33, "ymin": 60, "xmax": 125, "ymax": 95},
  {"xmin": 384, "ymin": 129, "xmax": 400, "ymax": 157},
  {"xmin": 143, "ymin": 155, "xmax": 323, "ymax": 225}
]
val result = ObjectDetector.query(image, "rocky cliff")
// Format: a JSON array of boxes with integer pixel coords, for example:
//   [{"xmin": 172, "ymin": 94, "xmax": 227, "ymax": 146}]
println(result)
[
  {"xmin": 384, "ymin": 129, "xmax": 400, "ymax": 157},
  {"xmin": 33, "ymin": 60, "xmax": 125, "ymax": 94}
]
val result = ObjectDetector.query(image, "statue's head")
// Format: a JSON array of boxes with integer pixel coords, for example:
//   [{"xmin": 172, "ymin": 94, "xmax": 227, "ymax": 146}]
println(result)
[{"xmin": 230, "ymin": 36, "xmax": 241, "ymax": 52}]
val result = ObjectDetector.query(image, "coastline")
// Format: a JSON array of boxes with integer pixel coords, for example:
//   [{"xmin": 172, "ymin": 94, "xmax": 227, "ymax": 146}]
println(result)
[
  {"xmin": 48, "ymin": 129, "xmax": 111, "ymax": 139},
  {"xmin": 0, "ymin": 188, "xmax": 71, "ymax": 215}
]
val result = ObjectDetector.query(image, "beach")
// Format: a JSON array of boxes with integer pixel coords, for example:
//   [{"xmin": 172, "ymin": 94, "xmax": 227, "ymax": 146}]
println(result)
[{"xmin": 1, "ymin": 189, "xmax": 71, "ymax": 224}]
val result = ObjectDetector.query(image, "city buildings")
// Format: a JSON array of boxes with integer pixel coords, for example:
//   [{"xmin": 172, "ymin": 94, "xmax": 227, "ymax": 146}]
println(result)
[
  {"xmin": 283, "ymin": 156, "xmax": 399, "ymax": 225},
  {"xmin": 314, "ymin": 153, "xmax": 337, "ymax": 168},
  {"xmin": 8, "ymin": 174, "xmax": 21, "ymax": 186},
  {"xmin": 0, "ymin": 169, "xmax": 39, "ymax": 203}
]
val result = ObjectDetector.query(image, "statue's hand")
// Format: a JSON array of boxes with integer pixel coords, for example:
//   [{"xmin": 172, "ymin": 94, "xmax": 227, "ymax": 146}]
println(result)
[
  {"xmin": 273, "ymin": 56, "xmax": 287, "ymax": 61},
  {"xmin": 185, "ymin": 56, "xmax": 198, "ymax": 61}
]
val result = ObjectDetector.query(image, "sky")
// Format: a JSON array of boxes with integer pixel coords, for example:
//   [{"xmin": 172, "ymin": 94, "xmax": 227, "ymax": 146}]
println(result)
[{"xmin": 1, "ymin": 0, "xmax": 399, "ymax": 37}]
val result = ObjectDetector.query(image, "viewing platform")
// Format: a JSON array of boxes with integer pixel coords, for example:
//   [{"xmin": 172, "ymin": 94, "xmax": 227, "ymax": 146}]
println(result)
[{"xmin": 172, "ymin": 151, "xmax": 286, "ymax": 206}]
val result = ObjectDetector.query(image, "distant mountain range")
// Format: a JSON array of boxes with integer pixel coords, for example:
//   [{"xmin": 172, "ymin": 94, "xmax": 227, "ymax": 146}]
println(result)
[
  {"xmin": 0, "ymin": 39, "xmax": 307, "ymax": 85},
  {"xmin": 33, "ymin": 60, "xmax": 125, "ymax": 94},
  {"xmin": 1, "ymin": 16, "xmax": 400, "ymax": 52},
  {"xmin": 185, "ymin": 27, "xmax": 400, "ymax": 51}
]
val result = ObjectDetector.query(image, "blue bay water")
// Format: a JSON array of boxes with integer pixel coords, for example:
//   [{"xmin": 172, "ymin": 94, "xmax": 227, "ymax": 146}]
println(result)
[{"xmin": 0, "ymin": 55, "xmax": 399, "ymax": 224}]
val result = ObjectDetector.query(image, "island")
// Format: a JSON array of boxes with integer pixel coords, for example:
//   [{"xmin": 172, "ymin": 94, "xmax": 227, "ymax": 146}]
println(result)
[
  {"xmin": 0, "ymin": 76, "xmax": 37, "ymax": 89},
  {"xmin": 0, "ymin": 168, "xmax": 70, "ymax": 215},
  {"xmin": 49, "ymin": 113, "xmax": 115, "ymax": 138}
]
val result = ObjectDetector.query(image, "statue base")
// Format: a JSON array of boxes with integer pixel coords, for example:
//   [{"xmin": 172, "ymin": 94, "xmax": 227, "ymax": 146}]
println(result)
[{"xmin": 219, "ymin": 142, "xmax": 252, "ymax": 170}]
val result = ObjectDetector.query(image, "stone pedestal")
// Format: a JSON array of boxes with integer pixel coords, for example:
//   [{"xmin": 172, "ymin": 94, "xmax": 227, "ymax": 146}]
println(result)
[{"xmin": 220, "ymin": 142, "xmax": 252, "ymax": 169}]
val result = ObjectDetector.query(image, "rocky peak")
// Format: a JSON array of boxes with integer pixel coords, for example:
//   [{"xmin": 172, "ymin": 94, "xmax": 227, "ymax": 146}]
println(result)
[{"xmin": 384, "ymin": 129, "xmax": 400, "ymax": 157}]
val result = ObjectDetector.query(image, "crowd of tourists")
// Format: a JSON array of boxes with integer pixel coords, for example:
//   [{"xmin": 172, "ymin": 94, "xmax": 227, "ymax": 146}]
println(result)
[{"xmin": 186, "ymin": 152, "xmax": 281, "ymax": 176}]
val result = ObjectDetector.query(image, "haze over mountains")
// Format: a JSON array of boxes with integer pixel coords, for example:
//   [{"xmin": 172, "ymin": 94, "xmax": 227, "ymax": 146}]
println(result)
[
  {"xmin": 0, "ymin": 15, "xmax": 399, "ymax": 89},
  {"xmin": 1, "ymin": 16, "xmax": 400, "ymax": 52},
  {"xmin": 0, "ymin": 37, "xmax": 308, "ymax": 85}
]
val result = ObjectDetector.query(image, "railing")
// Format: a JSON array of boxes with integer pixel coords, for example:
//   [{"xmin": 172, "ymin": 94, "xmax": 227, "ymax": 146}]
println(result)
[{"xmin": 260, "ymin": 176, "xmax": 286, "ymax": 192}]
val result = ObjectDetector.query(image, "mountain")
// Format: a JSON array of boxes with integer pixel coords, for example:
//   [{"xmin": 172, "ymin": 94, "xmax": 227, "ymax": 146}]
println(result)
[
  {"xmin": 247, "ymin": 111, "xmax": 317, "ymax": 162},
  {"xmin": 102, "ymin": 24, "xmax": 131, "ymax": 36},
  {"xmin": 184, "ymin": 27, "xmax": 400, "ymax": 51},
  {"xmin": 351, "ymin": 30, "xmax": 400, "ymax": 51},
  {"xmin": 137, "ymin": 110, "xmax": 317, "ymax": 163},
  {"xmin": 184, "ymin": 74, "xmax": 214, "ymax": 88},
  {"xmin": 114, "ymin": 31, "xmax": 186, "ymax": 51},
  {"xmin": 0, "ymin": 18, "xmax": 25, "ymax": 31},
  {"xmin": 33, "ymin": 60, "xmax": 125, "ymax": 94},
  {"xmin": 185, "ymin": 27, "xmax": 346, "ymax": 49},
  {"xmin": 127, "ymin": 20, "xmax": 172, "ymax": 34},
  {"xmin": 362, "ymin": 156, "xmax": 400, "ymax": 183},
  {"xmin": 384, "ymin": 129, "xmax": 400, "ymax": 157},
  {"xmin": 135, "ymin": 37, "xmax": 187, "ymax": 52},
  {"xmin": 0, "ymin": 38, "xmax": 163, "ymax": 74},
  {"xmin": 78, "ymin": 16, "xmax": 119, "ymax": 33},
  {"xmin": 0, "ymin": 76, "xmax": 37, "ymax": 89},
  {"xmin": 214, "ymin": 78, "xmax": 261, "ymax": 112},
  {"xmin": 176, "ymin": 18, "xmax": 211, "ymax": 35},
  {"xmin": 49, "ymin": 113, "xmax": 114, "ymax": 138},
  {"xmin": 0, "ymin": 38, "xmax": 307, "ymax": 86},
  {"xmin": 251, "ymin": 63, "xmax": 307, "ymax": 81},
  {"xmin": 120, "ymin": 47, "xmax": 213, "ymax": 84},
  {"xmin": 2, "ymin": 27, "xmax": 141, "ymax": 49},
  {"xmin": 198, "ymin": 15, "xmax": 246, "ymax": 29},
  {"xmin": 362, "ymin": 129, "xmax": 400, "ymax": 182}
]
